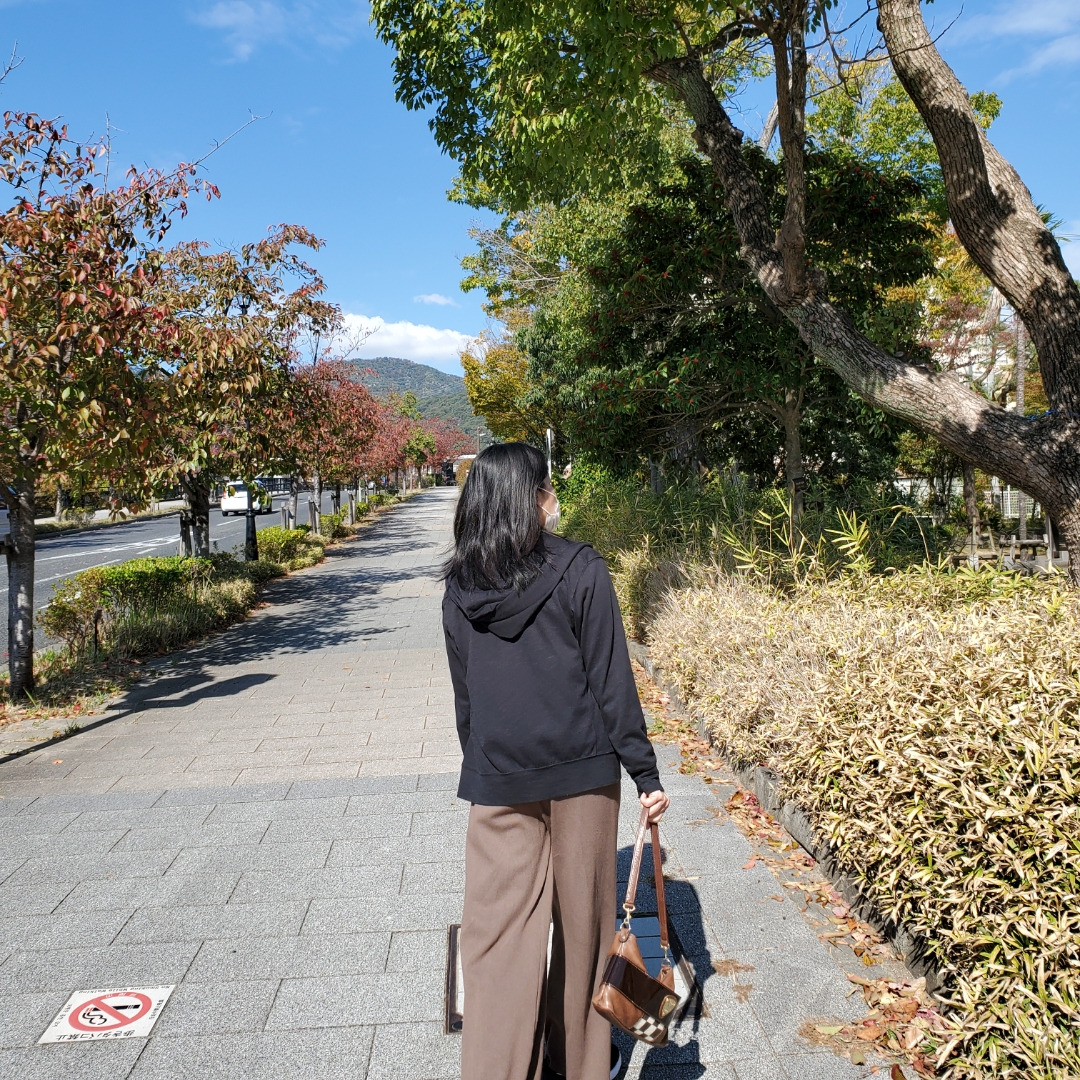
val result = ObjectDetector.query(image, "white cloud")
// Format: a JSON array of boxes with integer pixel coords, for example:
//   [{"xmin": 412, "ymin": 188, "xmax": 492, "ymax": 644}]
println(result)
[
  {"xmin": 413, "ymin": 292, "xmax": 458, "ymax": 307},
  {"xmin": 343, "ymin": 313, "xmax": 475, "ymax": 375},
  {"xmin": 190, "ymin": 0, "xmax": 368, "ymax": 61},
  {"xmin": 950, "ymin": 0, "xmax": 1080, "ymax": 41},
  {"xmin": 946, "ymin": 1, "xmax": 1080, "ymax": 80}
]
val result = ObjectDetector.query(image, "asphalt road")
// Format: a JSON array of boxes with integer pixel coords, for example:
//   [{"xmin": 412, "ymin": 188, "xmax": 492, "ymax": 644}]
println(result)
[{"xmin": 0, "ymin": 491, "xmax": 339, "ymax": 629}]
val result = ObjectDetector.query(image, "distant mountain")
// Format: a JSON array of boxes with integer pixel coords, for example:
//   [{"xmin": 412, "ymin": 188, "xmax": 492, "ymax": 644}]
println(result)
[
  {"xmin": 352, "ymin": 356, "xmax": 464, "ymax": 398},
  {"xmin": 349, "ymin": 356, "xmax": 491, "ymax": 439}
]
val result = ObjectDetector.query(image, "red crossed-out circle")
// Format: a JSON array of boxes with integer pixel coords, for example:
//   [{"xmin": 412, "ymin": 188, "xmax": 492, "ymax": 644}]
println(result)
[{"xmin": 69, "ymin": 992, "xmax": 153, "ymax": 1032}]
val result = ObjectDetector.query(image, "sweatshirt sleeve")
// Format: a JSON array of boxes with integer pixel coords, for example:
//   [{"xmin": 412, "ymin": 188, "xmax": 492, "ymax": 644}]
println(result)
[
  {"xmin": 442, "ymin": 600, "xmax": 471, "ymax": 753},
  {"xmin": 573, "ymin": 555, "xmax": 662, "ymax": 794}
]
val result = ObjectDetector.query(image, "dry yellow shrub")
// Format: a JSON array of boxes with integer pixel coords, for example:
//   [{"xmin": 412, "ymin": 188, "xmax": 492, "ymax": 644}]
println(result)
[{"xmin": 649, "ymin": 568, "xmax": 1080, "ymax": 1079}]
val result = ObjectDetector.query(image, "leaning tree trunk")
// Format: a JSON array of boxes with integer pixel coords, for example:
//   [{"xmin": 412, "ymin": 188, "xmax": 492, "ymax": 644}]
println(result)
[
  {"xmin": 5, "ymin": 474, "xmax": 36, "ymax": 698},
  {"xmin": 648, "ymin": 38, "xmax": 1080, "ymax": 582}
]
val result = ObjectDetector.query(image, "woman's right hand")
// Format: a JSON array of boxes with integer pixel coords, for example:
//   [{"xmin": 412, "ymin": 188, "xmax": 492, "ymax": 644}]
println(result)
[{"xmin": 640, "ymin": 788, "xmax": 670, "ymax": 824}]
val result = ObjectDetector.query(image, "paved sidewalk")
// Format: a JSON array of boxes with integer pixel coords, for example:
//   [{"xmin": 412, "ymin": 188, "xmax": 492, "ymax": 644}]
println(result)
[{"xmin": 0, "ymin": 488, "xmax": 888, "ymax": 1078}]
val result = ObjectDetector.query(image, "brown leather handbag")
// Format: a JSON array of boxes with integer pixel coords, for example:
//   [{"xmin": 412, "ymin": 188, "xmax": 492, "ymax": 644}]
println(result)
[{"xmin": 591, "ymin": 806, "xmax": 678, "ymax": 1046}]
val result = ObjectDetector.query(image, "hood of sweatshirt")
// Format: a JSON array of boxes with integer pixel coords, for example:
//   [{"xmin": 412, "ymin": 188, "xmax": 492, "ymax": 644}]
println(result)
[{"xmin": 445, "ymin": 533, "xmax": 591, "ymax": 641}]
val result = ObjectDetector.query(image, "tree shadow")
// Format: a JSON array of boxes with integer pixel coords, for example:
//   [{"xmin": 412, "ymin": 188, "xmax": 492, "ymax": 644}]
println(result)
[{"xmin": 2, "ymin": 492, "xmax": 453, "ymax": 763}]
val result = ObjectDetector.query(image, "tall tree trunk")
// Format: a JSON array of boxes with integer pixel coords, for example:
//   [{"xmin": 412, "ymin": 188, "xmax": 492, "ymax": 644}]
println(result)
[
  {"xmin": 332, "ymin": 483, "xmax": 341, "ymax": 514},
  {"xmin": 1016, "ymin": 322, "xmax": 1028, "ymax": 542},
  {"xmin": 5, "ymin": 474, "xmax": 36, "ymax": 698},
  {"xmin": 179, "ymin": 511, "xmax": 193, "ymax": 557},
  {"xmin": 648, "ymin": 46, "xmax": 1080, "ymax": 582},
  {"xmin": 289, "ymin": 475, "xmax": 300, "ymax": 528},
  {"xmin": 178, "ymin": 474, "xmax": 211, "ymax": 557},
  {"xmin": 312, "ymin": 470, "xmax": 323, "ymax": 533},
  {"xmin": 780, "ymin": 392, "xmax": 805, "ymax": 523},
  {"xmin": 962, "ymin": 461, "xmax": 980, "ymax": 565}
]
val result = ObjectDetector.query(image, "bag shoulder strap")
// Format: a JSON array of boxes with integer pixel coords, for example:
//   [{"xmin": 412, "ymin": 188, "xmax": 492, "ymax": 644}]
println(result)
[{"xmin": 622, "ymin": 806, "xmax": 671, "ymax": 962}]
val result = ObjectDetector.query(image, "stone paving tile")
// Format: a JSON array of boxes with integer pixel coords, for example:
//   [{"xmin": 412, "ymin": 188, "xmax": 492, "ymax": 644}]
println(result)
[
  {"xmin": 206, "ymin": 795, "xmax": 350, "ymax": 823},
  {"xmin": 259, "ymin": 812, "xmax": 411, "ymax": 846},
  {"xmin": 0, "ymin": 940, "xmax": 201, "ymax": 992},
  {"xmin": 303, "ymin": 893, "xmax": 463, "ymax": 936},
  {"xmin": 229, "ymin": 863, "xmax": 403, "ymax": 903},
  {"xmin": 400, "ymin": 859, "xmax": 465, "ymax": 895},
  {"xmin": 232, "ymin": 762, "xmax": 362, "ymax": 785},
  {"xmin": 128, "ymin": 1027, "xmax": 376, "ymax": 1080},
  {"xmin": 0, "ymin": 988, "xmax": 67, "ymax": 1048},
  {"xmin": 0, "ymin": 1039, "xmax": 147, "ymax": 1080},
  {"xmin": 112, "ymin": 821, "xmax": 268, "ymax": 851},
  {"xmin": 110, "ymin": 769, "xmax": 242, "ymax": 792},
  {"xmin": 168, "ymin": 840, "xmax": 331, "ymax": 874},
  {"xmin": 152, "ymin": 978, "xmax": 280, "ymax": 1037},
  {"xmin": 55, "ymin": 872, "xmax": 241, "ymax": 913},
  {"xmin": 266, "ymin": 969, "xmax": 445, "ymax": 1030},
  {"xmin": 0, "ymin": 881, "xmax": 77, "ymax": 916},
  {"xmin": 327, "ymin": 832, "xmax": 460, "ymax": 867},
  {"xmin": 367, "ymin": 1021, "xmax": 460, "ymax": 1080},
  {"xmin": 385, "ymin": 929, "xmax": 447, "ymax": 973},
  {"xmin": 116, "ymin": 900, "xmax": 309, "ymax": 944},
  {"xmin": 0, "ymin": 908, "xmax": 133, "ymax": 952},
  {"xmin": 5, "ymin": 848, "xmax": 178, "ymax": 886},
  {"xmin": 358, "ymin": 754, "xmax": 461, "ymax": 776},
  {"xmin": 0, "ymin": 825, "xmax": 129, "ymax": 858},
  {"xmin": 185, "ymin": 932, "xmax": 393, "ymax": 984}
]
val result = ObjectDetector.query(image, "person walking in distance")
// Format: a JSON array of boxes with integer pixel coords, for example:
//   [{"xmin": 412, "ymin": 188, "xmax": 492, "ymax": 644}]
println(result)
[{"xmin": 442, "ymin": 443, "xmax": 670, "ymax": 1080}]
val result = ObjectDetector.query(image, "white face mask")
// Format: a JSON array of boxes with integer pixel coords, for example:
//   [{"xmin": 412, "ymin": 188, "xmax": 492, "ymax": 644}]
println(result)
[
  {"xmin": 540, "ymin": 491, "xmax": 561, "ymax": 533},
  {"xmin": 544, "ymin": 501, "xmax": 561, "ymax": 534}
]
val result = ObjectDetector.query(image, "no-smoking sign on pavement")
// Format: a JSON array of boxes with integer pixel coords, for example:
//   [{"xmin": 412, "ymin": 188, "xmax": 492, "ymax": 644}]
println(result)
[{"xmin": 38, "ymin": 986, "xmax": 175, "ymax": 1043}]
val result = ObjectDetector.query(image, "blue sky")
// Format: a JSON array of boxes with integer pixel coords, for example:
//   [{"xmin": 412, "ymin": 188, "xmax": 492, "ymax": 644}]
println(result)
[{"xmin": 1, "ymin": 1, "xmax": 1077, "ymax": 376}]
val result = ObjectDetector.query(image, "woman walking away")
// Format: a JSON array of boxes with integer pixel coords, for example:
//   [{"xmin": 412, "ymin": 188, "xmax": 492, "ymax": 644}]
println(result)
[{"xmin": 442, "ymin": 443, "xmax": 670, "ymax": 1080}]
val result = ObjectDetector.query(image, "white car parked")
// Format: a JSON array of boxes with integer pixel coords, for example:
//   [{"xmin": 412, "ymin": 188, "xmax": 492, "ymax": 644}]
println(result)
[{"xmin": 220, "ymin": 481, "xmax": 272, "ymax": 516}]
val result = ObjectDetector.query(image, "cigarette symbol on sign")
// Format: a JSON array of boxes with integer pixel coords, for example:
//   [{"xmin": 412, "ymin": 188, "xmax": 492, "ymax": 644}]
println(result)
[{"xmin": 70, "ymin": 993, "xmax": 152, "ymax": 1032}]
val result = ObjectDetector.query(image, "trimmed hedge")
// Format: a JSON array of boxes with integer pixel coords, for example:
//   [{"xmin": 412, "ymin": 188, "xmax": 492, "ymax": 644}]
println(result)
[
  {"xmin": 39, "ymin": 554, "xmax": 280, "ymax": 659},
  {"xmin": 256, "ymin": 525, "xmax": 326, "ymax": 569}
]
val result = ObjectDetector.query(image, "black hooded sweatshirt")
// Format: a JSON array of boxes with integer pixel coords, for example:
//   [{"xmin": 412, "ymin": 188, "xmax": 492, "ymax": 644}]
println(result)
[{"xmin": 442, "ymin": 532, "xmax": 661, "ymax": 805}]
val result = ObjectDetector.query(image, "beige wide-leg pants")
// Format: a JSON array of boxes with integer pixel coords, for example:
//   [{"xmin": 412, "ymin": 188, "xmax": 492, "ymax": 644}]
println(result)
[{"xmin": 460, "ymin": 783, "xmax": 620, "ymax": 1080}]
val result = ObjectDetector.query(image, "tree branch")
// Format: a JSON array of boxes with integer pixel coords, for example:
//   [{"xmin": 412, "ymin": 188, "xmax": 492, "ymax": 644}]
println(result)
[{"xmin": 645, "ymin": 52, "xmax": 1070, "ymax": 506}]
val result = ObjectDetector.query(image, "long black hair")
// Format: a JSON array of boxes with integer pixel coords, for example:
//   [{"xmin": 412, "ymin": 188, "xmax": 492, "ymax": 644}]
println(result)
[{"xmin": 442, "ymin": 442, "xmax": 549, "ymax": 591}]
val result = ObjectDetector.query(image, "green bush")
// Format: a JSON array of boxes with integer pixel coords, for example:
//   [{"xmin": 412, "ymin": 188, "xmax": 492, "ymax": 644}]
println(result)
[
  {"xmin": 650, "ymin": 569, "xmax": 1080, "ymax": 1080},
  {"xmin": 39, "ymin": 555, "xmax": 267, "ymax": 659},
  {"xmin": 319, "ymin": 511, "xmax": 350, "ymax": 538},
  {"xmin": 256, "ymin": 525, "xmax": 326, "ymax": 567}
]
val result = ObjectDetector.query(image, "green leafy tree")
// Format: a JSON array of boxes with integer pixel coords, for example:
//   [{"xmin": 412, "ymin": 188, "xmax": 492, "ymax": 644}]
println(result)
[{"xmin": 373, "ymin": 0, "xmax": 1080, "ymax": 582}]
